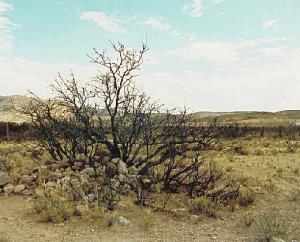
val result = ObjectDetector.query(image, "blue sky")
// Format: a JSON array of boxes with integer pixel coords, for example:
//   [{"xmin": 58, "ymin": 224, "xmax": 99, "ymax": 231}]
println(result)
[{"xmin": 0, "ymin": 0, "xmax": 300, "ymax": 111}]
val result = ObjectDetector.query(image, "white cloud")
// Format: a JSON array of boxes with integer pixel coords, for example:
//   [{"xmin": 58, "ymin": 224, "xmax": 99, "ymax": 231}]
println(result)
[
  {"xmin": 262, "ymin": 19, "xmax": 279, "ymax": 29},
  {"xmin": 0, "ymin": 34, "xmax": 13, "ymax": 51},
  {"xmin": 183, "ymin": 0, "xmax": 203, "ymax": 18},
  {"xmin": 169, "ymin": 40, "xmax": 256, "ymax": 62},
  {"xmin": 0, "ymin": 57, "xmax": 96, "ymax": 97},
  {"xmin": 143, "ymin": 16, "xmax": 196, "ymax": 41},
  {"xmin": 141, "ymin": 46, "xmax": 300, "ymax": 111},
  {"xmin": 0, "ymin": 1, "xmax": 13, "ymax": 13},
  {"xmin": 80, "ymin": 11, "xmax": 126, "ymax": 33},
  {"xmin": 212, "ymin": 0, "xmax": 224, "ymax": 5},
  {"xmin": 143, "ymin": 17, "xmax": 170, "ymax": 32},
  {"xmin": 0, "ymin": 1, "xmax": 18, "ymax": 54}
]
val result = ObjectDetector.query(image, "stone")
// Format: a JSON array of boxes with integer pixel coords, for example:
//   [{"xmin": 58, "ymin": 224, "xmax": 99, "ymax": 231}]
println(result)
[
  {"xmin": 0, "ymin": 172, "xmax": 12, "ymax": 186},
  {"xmin": 116, "ymin": 216, "xmax": 130, "ymax": 225},
  {"xmin": 88, "ymin": 193, "xmax": 96, "ymax": 203},
  {"xmin": 111, "ymin": 158, "xmax": 120, "ymax": 165},
  {"xmin": 34, "ymin": 187, "xmax": 45, "ymax": 197},
  {"xmin": 118, "ymin": 174, "xmax": 126, "ymax": 183},
  {"xmin": 117, "ymin": 160, "xmax": 128, "ymax": 175},
  {"xmin": 46, "ymin": 181, "xmax": 57, "ymax": 188},
  {"xmin": 3, "ymin": 184, "xmax": 14, "ymax": 194},
  {"xmin": 14, "ymin": 184, "xmax": 26, "ymax": 194},
  {"xmin": 81, "ymin": 167, "xmax": 95, "ymax": 177},
  {"xmin": 74, "ymin": 161, "xmax": 83, "ymax": 168},
  {"xmin": 106, "ymin": 162, "xmax": 118, "ymax": 177},
  {"xmin": 21, "ymin": 175, "xmax": 32, "ymax": 184},
  {"xmin": 96, "ymin": 166, "xmax": 106, "ymax": 176},
  {"xmin": 120, "ymin": 184, "xmax": 131, "ymax": 195},
  {"xmin": 128, "ymin": 166, "xmax": 138, "ymax": 175},
  {"xmin": 22, "ymin": 189, "xmax": 33, "ymax": 196}
]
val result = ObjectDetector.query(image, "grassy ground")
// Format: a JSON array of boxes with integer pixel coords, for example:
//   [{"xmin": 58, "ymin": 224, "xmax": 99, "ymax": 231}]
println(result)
[{"xmin": 0, "ymin": 136, "xmax": 299, "ymax": 241}]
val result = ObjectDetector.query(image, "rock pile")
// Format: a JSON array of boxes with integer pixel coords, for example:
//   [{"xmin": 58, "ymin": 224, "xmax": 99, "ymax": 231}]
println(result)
[{"xmin": 0, "ymin": 153, "xmax": 143, "ymax": 202}]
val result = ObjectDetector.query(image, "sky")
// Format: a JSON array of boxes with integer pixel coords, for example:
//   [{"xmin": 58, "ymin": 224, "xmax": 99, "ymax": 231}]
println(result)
[{"xmin": 0, "ymin": 0, "xmax": 300, "ymax": 111}]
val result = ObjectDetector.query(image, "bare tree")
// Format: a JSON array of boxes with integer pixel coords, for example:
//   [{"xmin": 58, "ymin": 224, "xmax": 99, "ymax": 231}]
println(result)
[{"xmin": 23, "ymin": 41, "xmax": 224, "ymax": 198}]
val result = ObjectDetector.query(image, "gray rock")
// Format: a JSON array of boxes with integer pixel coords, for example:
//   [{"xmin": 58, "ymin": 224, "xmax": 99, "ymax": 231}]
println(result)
[
  {"xmin": 88, "ymin": 193, "xmax": 96, "ymax": 203},
  {"xmin": 3, "ymin": 184, "xmax": 14, "ymax": 194},
  {"xmin": 118, "ymin": 174, "xmax": 126, "ymax": 183},
  {"xmin": 117, "ymin": 160, "xmax": 128, "ymax": 175},
  {"xmin": 116, "ymin": 216, "xmax": 130, "ymax": 225},
  {"xmin": 96, "ymin": 166, "xmax": 106, "ymax": 176},
  {"xmin": 34, "ymin": 187, "xmax": 45, "ymax": 197},
  {"xmin": 74, "ymin": 161, "xmax": 83, "ymax": 168},
  {"xmin": 111, "ymin": 158, "xmax": 120, "ymax": 165},
  {"xmin": 21, "ymin": 175, "xmax": 32, "ymax": 184},
  {"xmin": 0, "ymin": 172, "xmax": 12, "ymax": 186},
  {"xmin": 106, "ymin": 162, "xmax": 118, "ymax": 177},
  {"xmin": 46, "ymin": 181, "xmax": 57, "ymax": 187},
  {"xmin": 128, "ymin": 166, "xmax": 138, "ymax": 175},
  {"xmin": 14, "ymin": 184, "xmax": 26, "ymax": 194},
  {"xmin": 120, "ymin": 184, "xmax": 131, "ymax": 195},
  {"xmin": 22, "ymin": 189, "xmax": 33, "ymax": 196},
  {"xmin": 81, "ymin": 167, "xmax": 95, "ymax": 177}
]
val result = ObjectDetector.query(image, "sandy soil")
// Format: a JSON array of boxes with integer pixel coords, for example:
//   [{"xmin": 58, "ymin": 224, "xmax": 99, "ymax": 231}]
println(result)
[{"xmin": 0, "ymin": 195, "xmax": 299, "ymax": 242}]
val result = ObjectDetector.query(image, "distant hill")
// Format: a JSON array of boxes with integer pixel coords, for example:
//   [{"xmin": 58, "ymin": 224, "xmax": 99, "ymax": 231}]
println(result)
[
  {"xmin": 0, "ymin": 95, "xmax": 32, "ymax": 122},
  {"xmin": 0, "ymin": 95, "xmax": 299, "ymax": 125}
]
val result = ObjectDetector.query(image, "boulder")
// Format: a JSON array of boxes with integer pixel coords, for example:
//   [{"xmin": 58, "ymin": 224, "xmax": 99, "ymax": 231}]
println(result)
[
  {"xmin": 14, "ymin": 184, "xmax": 26, "ymax": 194},
  {"xmin": 3, "ymin": 184, "xmax": 14, "ymax": 194},
  {"xmin": 111, "ymin": 158, "xmax": 120, "ymax": 165},
  {"xmin": 88, "ymin": 193, "xmax": 96, "ymax": 203},
  {"xmin": 118, "ymin": 174, "xmax": 126, "ymax": 183},
  {"xmin": 128, "ymin": 166, "xmax": 138, "ymax": 175},
  {"xmin": 34, "ymin": 187, "xmax": 45, "ymax": 197},
  {"xmin": 0, "ymin": 172, "xmax": 12, "ymax": 186},
  {"xmin": 106, "ymin": 162, "xmax": 118, "ymax": 177},
  {"xmin": 21, "ymin": 175, "xmax": 32, "ymax": 184},
  {"xmin": 117, "ymin": 160, "xmax": 128, "ymax": 175},
  {"xmin": 46, "ymin": 181, "xmax": 57, "ymax": 188},
  {"xmin": 81, "ymin": 167, "xmax": 95, "ymax": 177},
  {"xmin": 116, "ymin": 216, "xmax": 130, "ymax": 225}
]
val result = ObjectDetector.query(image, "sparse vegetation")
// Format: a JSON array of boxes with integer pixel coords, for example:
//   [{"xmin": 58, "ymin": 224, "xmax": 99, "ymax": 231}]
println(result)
[
  {"xmin": 34, "ymin": 187, "xmax": 75, "ymax": 223},
  {"xmin": 257, "ymin": 212, "xmax": 287, "ymax": 242},
  {"xmin": 189, "ymin": 196, "xmax": 219, "ymax": 218}
]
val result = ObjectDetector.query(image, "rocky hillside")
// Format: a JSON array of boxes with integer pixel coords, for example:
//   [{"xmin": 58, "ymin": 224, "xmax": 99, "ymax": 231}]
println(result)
[{"xmin": 0, "ymin": 95, "xmax": 32, "ymax": 122}]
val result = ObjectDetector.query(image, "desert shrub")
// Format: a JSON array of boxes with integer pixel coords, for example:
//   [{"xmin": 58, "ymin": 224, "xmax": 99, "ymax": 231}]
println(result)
[
  {"xmin": 34, "ymin": 187, "xmax": 75, "ymax": 223},
  {"xmin": 269, "ymin": 148, "xmax": 278, "ymax": 156},
  {"xmin": 189, "ymin": 196, "xmax": 218, "ymax": 218},
  {"xmin": 226, "ymin": 153, "xmax": 235, "ymax": 162},
  {"xmin": 233, "ymin": 146, "xmax": 248, "ymax": 155},
  {"xmin": 253, "ymin": 148, "xmax": 264, "ymax": 156},
  {"xmin": 238, "ymin": 187, "xmax": 255, "ymax": 206},
  {"xmin": 242, "ymin": 212, "xmax": 255, "ymax": 227},
  {"xmin": 286, "ymin": 140, "xmax": 297, "ymax": 153},
  {"xmin": 276, "ymin": 167, "xmax": 283, "ymax": 177},
  {"xmin": 264, "ymin": 180, "xmax": 277, "ymax": 194},
  {"xmin": 257, "ymin": 212, "xmax": 286, "ymax": 242},
  {"xmin": 262, "ymin": 141, "xmax": 270, "ymax": 148},
  {"xmin": 293, "ymin": 167, "xmax": 299, "ymax": 176},
  {"xmin": 288, "ymin": 188, "xmax": 300, "ymax": 202}
]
